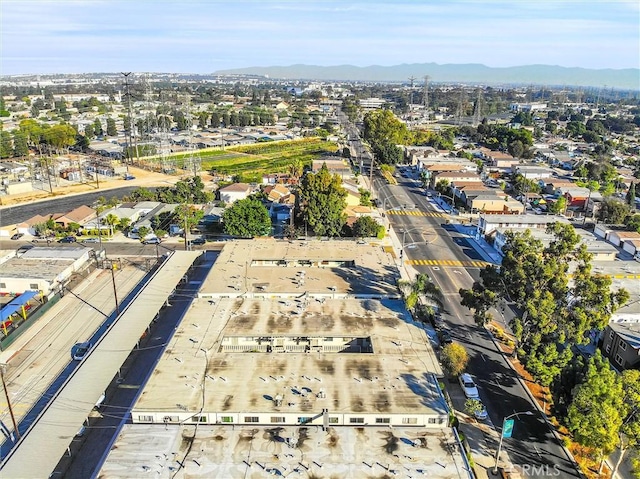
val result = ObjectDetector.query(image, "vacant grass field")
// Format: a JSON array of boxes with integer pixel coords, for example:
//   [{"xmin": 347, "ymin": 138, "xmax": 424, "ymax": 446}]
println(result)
[{"xmin": 141, "ymin": 138, "xmax": 338, "ymax": 179}]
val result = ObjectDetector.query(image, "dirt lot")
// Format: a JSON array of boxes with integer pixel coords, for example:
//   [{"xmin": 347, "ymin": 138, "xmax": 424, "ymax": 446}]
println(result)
[{"xmin": 0, "ymin": 166, "xmax": 197, "ymax": 207}]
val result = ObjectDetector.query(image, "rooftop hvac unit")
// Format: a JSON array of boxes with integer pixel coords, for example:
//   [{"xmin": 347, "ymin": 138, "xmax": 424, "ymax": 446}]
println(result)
[{"xmin": 274, "ymin": 394, "xmax": 283, "ymax": 407}]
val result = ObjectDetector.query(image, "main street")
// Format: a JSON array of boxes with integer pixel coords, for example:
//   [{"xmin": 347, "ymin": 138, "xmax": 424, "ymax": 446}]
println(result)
[{"xmin": 374, "ymin": 173, "xmax": 582, "ymax": 478}]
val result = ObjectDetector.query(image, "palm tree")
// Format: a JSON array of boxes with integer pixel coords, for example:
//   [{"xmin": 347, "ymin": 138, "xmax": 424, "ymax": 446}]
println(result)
[
  {"xmin": 288, "ymin": 159, "xmax": 304, "ymax": 182},
  {"xmin": 118, "ymin": 217, "xmax": 132, "ymax": 234},
  {"xmin": 399, "ymin": 273, "xmax": 443, "ymax": 311},
  {"xmin": 103, "ymin": 213, "xmax": 119, "ymax": 236}
]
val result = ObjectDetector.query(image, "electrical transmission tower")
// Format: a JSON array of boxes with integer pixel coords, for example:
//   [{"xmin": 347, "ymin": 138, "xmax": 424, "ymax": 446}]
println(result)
[
  {"xmin": 182, "ymin": 95, "xmax": 201, "ymax": 178},
  {"xmin": 408, "ymin": 76, "xmax": 416, "ymax": 107},
  {"xmin": 472, "ymin": 88, "xmax": 482, "ymax": 126},
  {"xmin": 422, "ymin": 75, "xmax": 430, "ymax": 119}
]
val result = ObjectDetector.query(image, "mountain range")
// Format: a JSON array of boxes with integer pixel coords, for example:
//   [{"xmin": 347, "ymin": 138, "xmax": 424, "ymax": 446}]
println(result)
[{"xmin": 213, "ymin": 63, "xmax": 640, "ymax": 90}]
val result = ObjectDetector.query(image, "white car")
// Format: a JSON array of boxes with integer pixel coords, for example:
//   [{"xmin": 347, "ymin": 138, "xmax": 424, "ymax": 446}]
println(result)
[
  {"xmin": 459, "ymin": 373, "xmax": 480, "ymax": 399},
  {"xmin": 473, "ymin": 400, "xmax": 488, "ymax": 420}
]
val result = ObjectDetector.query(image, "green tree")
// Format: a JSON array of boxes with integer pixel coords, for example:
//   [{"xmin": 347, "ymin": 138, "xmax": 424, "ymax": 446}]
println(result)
[
  {"xmin": 222, "ymin": 197, "xmax": 271, "ymax": 238},
  {"xmin": 174, "ymin": 204, "xmax": 204, "ymax": 233},
  {"xmin": 459, "ymin": 282, "xmax": 497, "ymax": 327},
  {"xmin": 612, "ymin": 370, "xmax": 640, "ymax": 477},
  {"xmin": 358, "ymin": 188, "xmax": 371, "ymax": 206},
  {"xmin": 372, "ymin": 139, "xmax": 402, "ymax": 165},
  {"xmin": 12, "ymin": 131, "xmax": 29, "ymax": 158},
  {"xmin": 597, "ymin": 197, "xmax": 630, "ymax": 224},
  {"xmin": 464, "ymin": 398, "xmax": 484, "ymax": 421},
  {"xmin": 548, "ymin": 196, "xmax": 567, "ymax": 215},
  {"xmin": 627, "ymin": 182, "xmax": 637, "ymax": 207},
  {"xmin": 103, "ymin": 213, "xmax": 119, "ymax": 235},
  {"xmin": 627, "ymin": 214, "xmax": 640, "ymax": 234},
  {"xmin": 43, "ymin": 123, "xmax": 76, "ymax": 152},
  {"xmin": 363, "ymin": 109, "xmax": 409, "ymax": 146},
  {"xmin": 93, "ymin": 118, "xmax": 103, "ymax": 137},
  {"xmin": 299, "ymin": 163, "xmax": 347, "ymax": 237},
  {"xmin": 137, "ymin": 226, "xmax": 151, "ymax": 240},
  {"xmin": 440, "ymin": 343, "xmax": 469, "ymax": 378},
  {"xmin": 460, "ymin": 225, "xmax": 628, "ymax": 387},
  {"xmin": 399, "ymin": 273, "xmax": 442, "ymax": 311},
  {"xmin": 84, "ymin": 124, "xmax": 95, "ymax": 139},
  {"xmin": 567, "ymin": 352, "xmax": 624, "ymax": 472},
  {"xmin": 118, "ymin": 217, "xmax": 132, "ymax": 233},
  {"xmin": 352, "ymin": 216, "xmax": 382, "ymax": 238},
  {"xmin": 508, "ymin": 139, "xmax": 525, "ymax": 158},
  {"xmin": 106, "ymin": 117, "xmax": 117, "ymax": 136},
  {"xmin": 0, "ymin": 131, "xmax": 12, "ymax": 158}
]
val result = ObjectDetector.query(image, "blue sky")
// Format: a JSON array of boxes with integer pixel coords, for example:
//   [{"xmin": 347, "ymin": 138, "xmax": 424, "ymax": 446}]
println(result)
[{"xmin": 1, "ymin": 0, "xmax": 638, "ymax": 75}]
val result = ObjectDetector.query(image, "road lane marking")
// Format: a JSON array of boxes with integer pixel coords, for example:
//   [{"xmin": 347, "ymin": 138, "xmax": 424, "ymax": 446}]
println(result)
[{"xmin": 406, "ymin": 259, "xmax": 493, "ymax": 268}]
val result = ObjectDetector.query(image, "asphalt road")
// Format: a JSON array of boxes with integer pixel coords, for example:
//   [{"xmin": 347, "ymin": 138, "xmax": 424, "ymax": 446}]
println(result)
[
  {"xmin": 376, "ymin": 173, "xmax": 582, "ymax": 478},
  {"xmin": 0, "ymin": 186, "xmax": 154, "ymax": 227}
]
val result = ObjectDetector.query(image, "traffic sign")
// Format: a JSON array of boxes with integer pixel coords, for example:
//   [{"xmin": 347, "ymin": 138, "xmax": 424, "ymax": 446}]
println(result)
[{"xmin": 502, "ymin": 418, "xmax": 515, "ymax": 438}]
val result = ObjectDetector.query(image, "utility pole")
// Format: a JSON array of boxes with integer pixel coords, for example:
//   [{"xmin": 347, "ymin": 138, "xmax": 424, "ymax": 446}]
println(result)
[
  {"xmin": 0, "ymin": 363, "xmax": 20, "ymax": 441},
  {"xmin": 122, "ymin": 72, "xmax": 136, "ymax": 169},
  {"xmin": 184, "ymin": 214, "xmax": 189, "ymax": 251},
  {"xmin": 109, "ymin": 260, "xmax": 120, "ymax": 314}
]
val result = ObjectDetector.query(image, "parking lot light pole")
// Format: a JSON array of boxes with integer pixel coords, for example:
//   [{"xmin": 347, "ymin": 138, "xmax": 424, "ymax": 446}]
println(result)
[{"xmin": 493, "ymin": 411, "xmax": 534, "ymax": 474}]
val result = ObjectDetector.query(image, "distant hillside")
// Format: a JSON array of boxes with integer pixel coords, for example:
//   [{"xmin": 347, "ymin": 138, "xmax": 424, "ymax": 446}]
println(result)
[{"xmin": 213, "ymin": 63, "xmax": 640, "ymax": 90}]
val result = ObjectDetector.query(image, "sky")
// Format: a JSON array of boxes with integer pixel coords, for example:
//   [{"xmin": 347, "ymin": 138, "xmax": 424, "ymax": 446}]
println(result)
[{"xmin": 1, "ymin": 0, "xmax": 639, "ymax": 75}]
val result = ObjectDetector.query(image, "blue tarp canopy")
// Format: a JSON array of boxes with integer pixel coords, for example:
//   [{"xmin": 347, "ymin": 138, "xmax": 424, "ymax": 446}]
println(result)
[{"xmin": 0, "ymin": 291, "xmax": 40, "ymax": 323}]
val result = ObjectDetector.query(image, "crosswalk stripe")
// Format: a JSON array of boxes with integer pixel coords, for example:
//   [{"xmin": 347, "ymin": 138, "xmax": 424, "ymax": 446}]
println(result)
[{"xmin": 407, "ymin": 259, "xmax": 495, "ymax": 268}]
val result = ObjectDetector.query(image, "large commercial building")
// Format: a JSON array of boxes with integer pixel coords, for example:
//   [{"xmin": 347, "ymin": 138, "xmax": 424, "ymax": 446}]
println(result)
[{"xmin": 98, "ymin": 240, "xmax": 471, "ymax": 478}]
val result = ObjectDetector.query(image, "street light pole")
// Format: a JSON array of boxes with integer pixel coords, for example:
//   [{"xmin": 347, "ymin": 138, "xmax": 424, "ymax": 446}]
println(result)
[{"xmin": 493, "ymin": 411, "xmax": 534, "ymax": 474}]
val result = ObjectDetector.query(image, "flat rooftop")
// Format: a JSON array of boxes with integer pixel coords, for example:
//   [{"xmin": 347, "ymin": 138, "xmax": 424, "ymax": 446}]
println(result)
[
  {"xmin": 132, "ymin": 241, "xmax": 444, "ymax": 426},
  {"xmin": 98, "ymin": 424, "xmax": 470, "ymax": 479},
  {"xmin": 199, "ymin": 240, "xmax": 400, "ymax": 298},
  {"xmin": 132, "ymin": 297, "xmax": 445, "ymax": 424}
]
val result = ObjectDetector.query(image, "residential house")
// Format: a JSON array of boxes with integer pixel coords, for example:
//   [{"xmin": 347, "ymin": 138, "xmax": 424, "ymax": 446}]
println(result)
[
  {"xmin": 431, "ymin": 171, "xmax": 482, "ymax": 189},
  {"xmin": 312, "ymin": 159, "xmax": 352, "ymax": 178},
  {"xmin": 622, "ymin": 238, "xmax": 640, "ymax": 257},
  {"xmin": 219, "ymin": 183, "xmax": 252, "ymax": 204},
  {"xmin": 560, "ymin": 186, "xmax": 591, "ymax": 209},
  {"xmin": 608, "ymin": 230, "xmax": 640, "ymax": 248},
  {"xmin": 15, "ymin": 214, "xmax": 49, "ymax": 236},
  {"xmin": 469, "ymin": 195, "xmax": 525, "ymax": 215},
  {"xmin": 493, "ymin": 227, "xmax": 616, "ymax": 260},
  {"xmin": 543, "ymin": 179, "xmax": 576, "ymax": 196},
  {"xmin": 514, "ymin": 165, "xmax": 555, "ymax": 180},
  {"xmin": 485, "ymin": 151, "xmax": 519, "ymax": 169},
  {"xmin": 51, "ymin": 205, "xmax": 96, "ymax": 229},
  {"xmin": 593, "ymin": 224, "xmax": 640, "ymax": 252},
  {"xmin": 478, "ymin": 213, "xmax": 569, "ymax": 236},
  {"xmin": 602, "ymin": 316, "xmax": 640, "ymax": 371}
]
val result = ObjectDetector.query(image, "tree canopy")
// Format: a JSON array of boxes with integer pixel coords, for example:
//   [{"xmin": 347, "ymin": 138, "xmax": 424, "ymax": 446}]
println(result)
[
  {"xmin": 299, "ymin": 163, "xmax": 347, "ymax": 237},
  {"xmin": 459, "ymin": 223, "xmax": 628, "ymax": 387},
  {"xmin": 222, "ymin": 197, "xmax": 271, "ymax": 238}
]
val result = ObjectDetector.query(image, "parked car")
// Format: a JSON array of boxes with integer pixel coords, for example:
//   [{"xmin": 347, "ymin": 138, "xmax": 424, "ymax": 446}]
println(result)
[
  {"xmin": 437, "ymin": 329, "xmax": 453, "ymax": 345},
  {"xmin": 58, "ymin": 236, "xmax": 77, "ymax": 243},
  {"xmin": 71, "ymin": 341, "xmax": 91, "ymax": 361},
  {"xmin": 191, "ymin": 237, "xmax": 206, "ymax": 245},
  {"xmin": 81, "ymin": 237, "xmax": 100, "ymax": 243},
  {"xmin": 143, "ymin": 237, "xmax": 161, "ymax": 245},
  {"xmin": 459, "ymin": 373, "xmax": 480, "ymax": 399},
  {"xmin": 17, "ymin": 244, "xmax": 34, "ymax": 254},
  {"xmin": 473, "ymin": 401, "xmax": 488, "ymax": 420},
  {"xmin": 10, "ymin": 233, "xmax": 24, "ymax": 240},
  {"xmin": 123, "ymin": 174, "xmax": 136, "ymax": 180}
]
